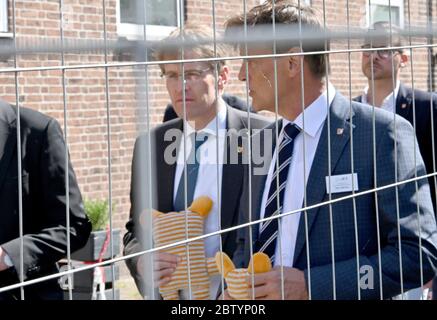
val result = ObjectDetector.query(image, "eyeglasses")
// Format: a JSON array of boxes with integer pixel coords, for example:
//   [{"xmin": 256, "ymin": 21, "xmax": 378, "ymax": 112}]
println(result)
[
  {"xmin": 361, "ymin": 45, "xmax": 402, "ymax": 59},
  {"xmin": 161, "ymin": 67, "xmax": 213, "ymax": 83}
]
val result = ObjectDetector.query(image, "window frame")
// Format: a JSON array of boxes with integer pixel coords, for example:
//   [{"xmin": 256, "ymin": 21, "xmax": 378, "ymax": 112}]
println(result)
[
  {"xmin": 0, "ymin": 0, "xmax": 8, "ymax": 33},
  {"xmin": 116, "ymin": 0, "xmax": 182, "ymax": 41},
  {"xmin": 366, "ymin": 0, "xmax": 405, "ymax": 28}
]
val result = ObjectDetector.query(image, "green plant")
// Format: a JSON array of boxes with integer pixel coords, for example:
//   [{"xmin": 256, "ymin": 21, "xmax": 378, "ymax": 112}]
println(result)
[{"xmin": 84, "ymin": 199, "xmax": 112, "ymax": 232}]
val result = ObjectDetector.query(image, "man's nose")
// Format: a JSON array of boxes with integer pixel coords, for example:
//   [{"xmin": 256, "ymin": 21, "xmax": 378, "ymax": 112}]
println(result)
[
  {"xmin": 175, "ymin": 78, "xmax": 189, "ymax": 92},
  {"xmin": 370, "ymin": 51, "xmax": 380, "ymax": 61},
  {"xmin": 238, "ymin": 63, "xmax": 247, "ymax": 82}
]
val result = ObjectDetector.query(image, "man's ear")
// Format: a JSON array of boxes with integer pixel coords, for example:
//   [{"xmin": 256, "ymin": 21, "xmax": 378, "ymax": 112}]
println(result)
[
  {"xmin": 400, "ymin": 53, "xmax": 408, "ymax": 68},
  {"xmin": 287, "ymin": 48, "xmax": 303, "ymax": 78},
  {"xmin": 218, "ymin": 66, "xmax": 229, "ymax": 90}
]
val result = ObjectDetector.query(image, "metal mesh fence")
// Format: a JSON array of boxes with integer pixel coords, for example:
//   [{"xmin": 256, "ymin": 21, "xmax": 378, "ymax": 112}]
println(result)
[{"xmin": 0, "ymin": 0, "xmax": 436, "ymax": 300}]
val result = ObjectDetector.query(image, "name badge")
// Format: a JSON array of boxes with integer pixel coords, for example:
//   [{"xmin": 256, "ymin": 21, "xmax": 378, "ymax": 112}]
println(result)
[{"xmin": 325, "ymin": 173, "xmax": 359, "ymax": 194}]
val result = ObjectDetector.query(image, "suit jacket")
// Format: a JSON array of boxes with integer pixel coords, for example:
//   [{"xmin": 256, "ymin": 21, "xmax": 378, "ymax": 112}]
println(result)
[
  {"xmin": 235, "ymin": 93, "xmax": 437, "ymax": 300},
  {"xmin": 123, "ymin": 104, "xmax": 271, "ymax": 297},
  {"xmin": 162, "ymin": 94, "xmax": 253, "ymax": 122},
  {"xmin": 0, "ymin": 101, "xmax": 91, "ymax": 300},
  {"xmin": 354, "ymin": 84, "xmax": 437, "ymax": 211}
]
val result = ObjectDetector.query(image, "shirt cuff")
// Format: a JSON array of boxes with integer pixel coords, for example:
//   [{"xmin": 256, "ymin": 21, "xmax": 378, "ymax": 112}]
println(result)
[{"xmin": 3, "ymin": 253, "xmax": 13, "ymax": 268}]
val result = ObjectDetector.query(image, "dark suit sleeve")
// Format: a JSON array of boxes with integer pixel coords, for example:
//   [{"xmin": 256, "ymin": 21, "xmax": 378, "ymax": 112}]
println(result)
[
  {"xmin": 2, "ymin": 118, "xmax": 91, "ymax": 281},
  {"xmin": 232, "ymin": 149, "xmax": 260, "ymax": 269},
  {"xmin": 233, "ymin": 190, "xmax": 249, "ymax": 269},
  {"xmin": 305, "ymin": 117, "xmax": 437, "ymax": 299},
  {"xmin": 408, "ymin": 91, "xmax": 437, "ymax": 212}
]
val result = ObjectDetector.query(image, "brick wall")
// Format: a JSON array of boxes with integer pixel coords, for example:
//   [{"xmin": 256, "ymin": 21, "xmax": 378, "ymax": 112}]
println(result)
[{"xmin": 0, "ymin": 0, "xmax": 140, "ymax": 230}]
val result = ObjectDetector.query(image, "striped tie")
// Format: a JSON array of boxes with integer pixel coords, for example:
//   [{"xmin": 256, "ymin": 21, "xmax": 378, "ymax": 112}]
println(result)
[{"xmin": 255, "ymin": 123, "xmax": 301, "ymax": 262}]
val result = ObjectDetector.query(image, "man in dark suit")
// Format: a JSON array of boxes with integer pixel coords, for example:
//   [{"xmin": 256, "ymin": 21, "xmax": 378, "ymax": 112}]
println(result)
[
  {"xmin": 225, "ymin": 1, "xmax": 437, "ymax": 299},
  {"xmin": 355, "ymin": 21, "xmax": 437, "ymax": 211},
  {"xmin": 355, "ymin": 22, "xmax": 437, "ymax": 299},
  {"xmin": 162, "ymin": 93, "xmax": 253, "ymax": 122},
  {"xmin": 123, "ymin": 24, "xmax": 270, "ymax": 299},
  {"xmin": 0, "ymin": 101, "xmax": 91, "ymax": 300}
]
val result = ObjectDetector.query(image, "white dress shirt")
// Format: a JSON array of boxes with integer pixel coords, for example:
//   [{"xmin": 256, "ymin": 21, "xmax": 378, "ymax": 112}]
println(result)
[
  {"xmin": 173, "ymin": 102, "xmax": 227, "ymax": 298},
  {"xmin": 360, "ymin": 80, "xmax": 400, "ymax": 113},
  {"xmin": 259, "ymin": 82, "xmax": 336, "ymax": 267}
]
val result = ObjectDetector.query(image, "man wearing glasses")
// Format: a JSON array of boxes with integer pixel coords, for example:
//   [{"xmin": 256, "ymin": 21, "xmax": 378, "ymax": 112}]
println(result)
[
  {"xmin": 357, "ymin": 22, "xmax": 437, "ymax": 209},
  {"xmin": 355, "ymin": 21, "xmax": 437, "ymax": 299},
  {"xmin": 123, "ymin": 24, "xmax": 270, "ymax": 299}
]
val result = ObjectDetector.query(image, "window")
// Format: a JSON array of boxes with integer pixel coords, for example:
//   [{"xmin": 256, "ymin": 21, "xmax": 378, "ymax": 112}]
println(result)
[
  {"xmin": 366, "ymin": 0, "xmax": 404, "ymax": 28},
  {"xmin": 0, "ymin": 0, "xmax": 7, "ymax": 33},
  {"xmin": 117, "ymin": 0, "xmax": 181, "ymax": 41}
]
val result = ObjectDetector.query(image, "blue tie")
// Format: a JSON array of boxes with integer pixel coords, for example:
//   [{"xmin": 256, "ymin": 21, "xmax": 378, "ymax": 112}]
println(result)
[
  {"xmin": 173, "ymin": 133, "xmax": 209, "ymax": 211},
  {"xmin": 255, "ymin": 123, "xmax": 301, "ymax": 262}
]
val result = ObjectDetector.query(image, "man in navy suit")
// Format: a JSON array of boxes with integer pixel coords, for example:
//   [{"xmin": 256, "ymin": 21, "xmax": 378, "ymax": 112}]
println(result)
[
  {"xmin": 225, "ymin": 0, "xmax": 437, "ymax": 299},
  {"xmin": 355, "ymin": 22, "xmax": 437, "ymax": 299},
  {"xmin": 355, "ymin": 21, "xmax": 437, "ymax": 212}
]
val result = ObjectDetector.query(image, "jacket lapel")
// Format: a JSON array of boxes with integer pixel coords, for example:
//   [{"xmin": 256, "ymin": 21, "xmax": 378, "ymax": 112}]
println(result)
[
  {"xmin": 220, "ymin": 106, "xmax": 247, "ymax": 246},
  {"xmin": 395, "ymin": 83, "xmax": 413, "ymax": 122},
  {"xmin": 156, "ymin": 119, "xmax": 183, "ymax": 212},
  {"xmin": 293, "ymin": 93, "xmax": 353, "ymax": 264},
  {"xmin": 0, "ymin": 104, "xmax": 17, "ymax": 193}
]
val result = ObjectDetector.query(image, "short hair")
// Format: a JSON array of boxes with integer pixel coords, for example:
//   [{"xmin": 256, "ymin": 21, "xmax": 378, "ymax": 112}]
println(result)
[
  {"xmin": 363, "ymin": 21, "xmax": 405, "ymax": 53},
  {"xmin": 225, "ymin": 0, "xmax": 329, "ymax": 78},
  {"xmin": 154, "ymin": 23, "xmax": 229, "ymax": 74}
]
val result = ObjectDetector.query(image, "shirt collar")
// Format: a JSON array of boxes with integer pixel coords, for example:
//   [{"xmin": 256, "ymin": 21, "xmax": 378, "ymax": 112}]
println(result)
[
  {"xmin": 362, "ymin": 80, "xmax": 401, "ymax": 107},
  {"xmin": 283, "ymin": 82, "xmax": 336, "ymax": 138}
]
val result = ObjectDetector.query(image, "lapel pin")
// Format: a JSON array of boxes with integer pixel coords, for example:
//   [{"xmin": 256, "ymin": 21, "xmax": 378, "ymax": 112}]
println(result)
[
  {"xmin": 336, "ymin": 128, "xmax": 344, "ymax": 135},
  {"xmin": 401, "ymin": 103, "xmax": 407, "ymax": 109},
  {"xmin": 237, "ymin": 146, "xmax": 244, "ymax": 153}
]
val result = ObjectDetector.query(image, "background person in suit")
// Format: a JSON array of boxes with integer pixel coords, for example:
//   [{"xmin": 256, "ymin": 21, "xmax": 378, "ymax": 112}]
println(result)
[
  {"xmin": 355, "ymin": 21, "xmax": 437, "ymax": 212},
  {"xmin": 225, "ymin": 0, "xmax": 437, "ymax": 300},
  {"xmin": 355, "ymin": 22, "xmax": 437, "ymax": 299},
  {"xmin": 162, "ymin": 93, "xmax": 253, "ymax": 122},
  {"xmin": 0, "ymin": 101, "xmax": 91, "ymax": 300},
  {"xmin": 123, "ymin": 24, "xmax": 270, "ymax": 299}
]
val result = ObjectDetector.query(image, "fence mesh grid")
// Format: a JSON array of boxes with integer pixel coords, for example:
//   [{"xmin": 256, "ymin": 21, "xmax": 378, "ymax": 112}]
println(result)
[{"xmin": 0, "ymin": 0, "xmax": 436, "ymax": 300}]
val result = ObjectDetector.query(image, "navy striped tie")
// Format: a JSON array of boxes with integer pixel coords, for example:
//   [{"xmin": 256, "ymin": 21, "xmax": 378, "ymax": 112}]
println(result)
[{"xmin": 255, "ymin": 123, "xmax": 301, "ymax": 262}]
